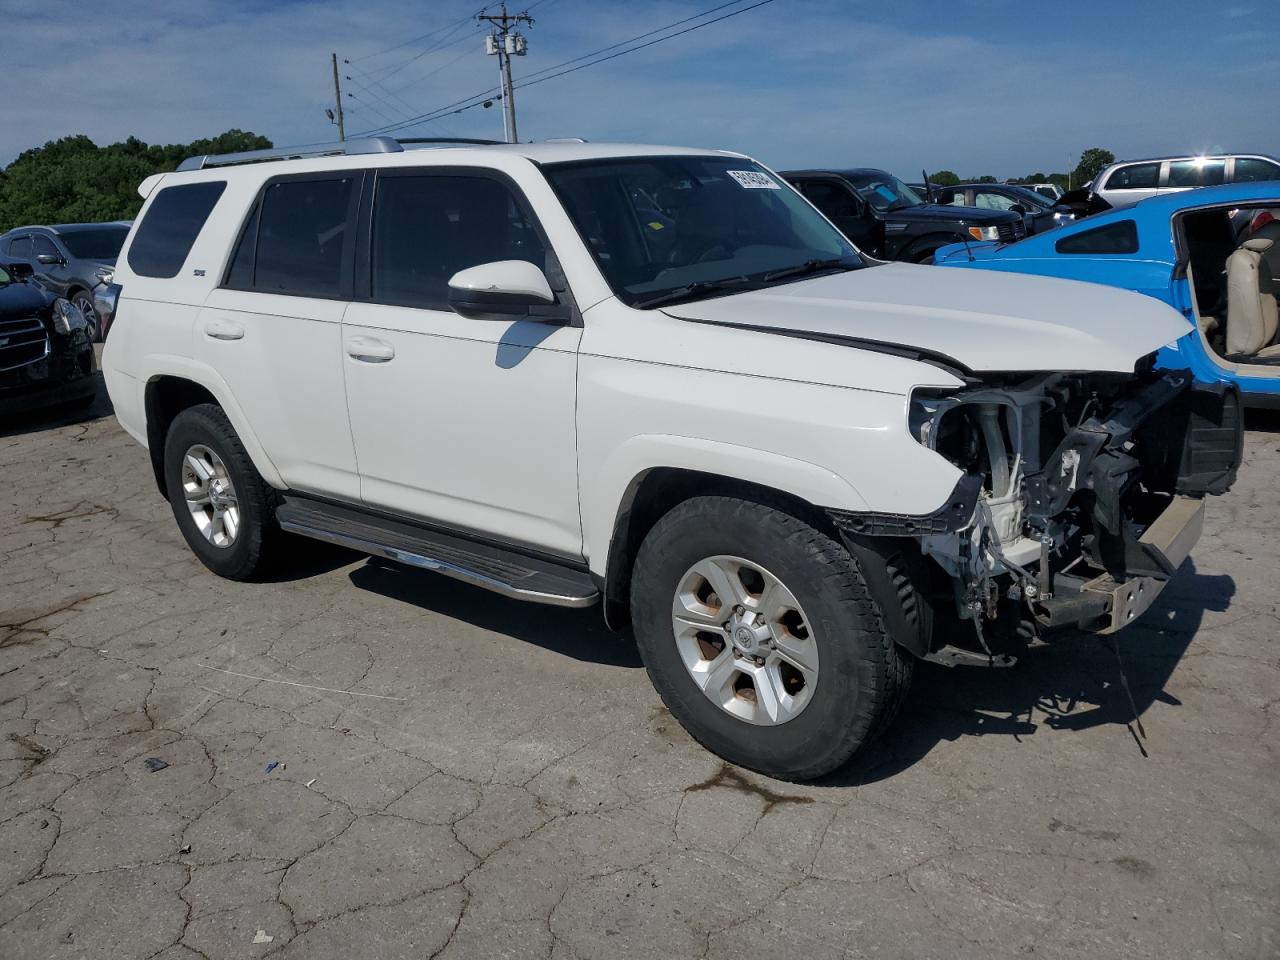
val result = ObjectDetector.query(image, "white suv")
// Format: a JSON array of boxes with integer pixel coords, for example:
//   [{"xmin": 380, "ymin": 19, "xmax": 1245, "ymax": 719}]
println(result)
[{"xmin": 103, "ymin": 138, "xmax": 1241, "ymax": 780}]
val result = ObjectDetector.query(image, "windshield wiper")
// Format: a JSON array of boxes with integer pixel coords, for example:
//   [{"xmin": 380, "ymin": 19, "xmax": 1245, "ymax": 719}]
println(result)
[
  {"xmin": 632, "ymin": 277, "xmax": 758, "ymax": 310},
  {"xmin": 761, "ymin": 258, "xmax": 860, "ymax": 283}
]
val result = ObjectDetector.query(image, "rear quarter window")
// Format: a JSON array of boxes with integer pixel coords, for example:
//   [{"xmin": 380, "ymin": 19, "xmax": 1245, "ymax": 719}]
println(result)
[
  {"xmin": 1054, "ymin": 219, "xmax": 1139, "ymax": 255},
  {"xmin": 127, "ymin": 181, "xmax": 227, "ymax": 278}
]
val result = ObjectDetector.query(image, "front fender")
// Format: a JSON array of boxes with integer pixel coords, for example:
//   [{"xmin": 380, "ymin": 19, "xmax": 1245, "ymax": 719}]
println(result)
[{"xmin": 583, "ymin": 434, "xmax": 869, "ymax": 577}]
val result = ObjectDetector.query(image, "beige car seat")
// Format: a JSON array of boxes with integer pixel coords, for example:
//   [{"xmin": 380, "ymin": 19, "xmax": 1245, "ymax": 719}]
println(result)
[
  {"xmin": 1252, "ymin": 220, "xmax": 1280, "ymax": 284},
  {"xmin": 1225, "ymin": 238, "xmax": 1280, "ymax": 357}
]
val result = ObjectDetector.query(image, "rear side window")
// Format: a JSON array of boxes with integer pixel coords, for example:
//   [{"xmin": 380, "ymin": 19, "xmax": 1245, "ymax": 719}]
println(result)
[
  {"xmin": 1167, "ymin": 159, "xmax": 1225, "ymax": 188},
  {"xmin": 1054, "ymin": 219, "xmax": 1139, "ymax": 255},
  {"xmin": 227, "ymin": 176, "xmax": 355, "ymax": 298},
  {"xmin": 1104, "ymin": 163, "xmax": 1159, "ymax": 190},
  {"xmin": 369, "ymin": 174, "xmax": 545, "ymax": 310},
  {"xmin": 128, "ymin": 181, "xmax": 226, "ymax": 278}
]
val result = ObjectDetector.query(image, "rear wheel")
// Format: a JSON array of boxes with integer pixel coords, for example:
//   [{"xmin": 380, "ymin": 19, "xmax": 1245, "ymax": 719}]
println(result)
[
  {"xmin": 163, "ymin": 404, "xmax": 281, "ymax": 581},
  {"xmin": 630, "ymin": 496, "xmax": 914, "ymax": 781}
]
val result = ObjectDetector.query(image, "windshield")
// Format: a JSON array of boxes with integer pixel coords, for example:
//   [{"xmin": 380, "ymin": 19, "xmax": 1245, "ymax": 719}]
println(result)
[
  {"xmin": 843, "ymin": 172, "xmax": 923, "ymax": 212},
  {"xmin": 543, "ymin": 156, "xmax": 860, "ymax": 308},
  {"xmin": 57, "ymin": 225, "xmax": 129, "ymax": 261}
]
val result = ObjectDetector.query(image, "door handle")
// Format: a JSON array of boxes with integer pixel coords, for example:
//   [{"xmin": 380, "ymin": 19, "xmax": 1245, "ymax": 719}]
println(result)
[
  {"xmin": 204, "ymin": 317, "xmax": 245, "ymax": 341},
  {"xmin": 345, "ymin": 336, "xmax": 395, "ymax": 363}
]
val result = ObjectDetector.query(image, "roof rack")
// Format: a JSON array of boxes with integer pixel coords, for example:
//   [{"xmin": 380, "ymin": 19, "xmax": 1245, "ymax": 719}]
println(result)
[
  {"xmin": 543, "ymin": 137, "xmax": 589, "ymax": 143},
  {"xmin": 176, "ymin": 136, "xmax": 404, "ymax": 171},
  {"xmin": 397, "ymin": 137, "xmax": 503, "ymax": 147}
]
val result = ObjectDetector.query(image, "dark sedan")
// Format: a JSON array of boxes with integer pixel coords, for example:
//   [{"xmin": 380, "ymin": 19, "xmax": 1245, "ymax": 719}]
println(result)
[
  {"xmin": 0, "ymin": 262, "xmax": 96, "ymax": 415},
  {"xmin": 0, "ymin": 222, "xmax": 130, "ymax": 341},
  {"xmin": 922, "ymin": 182, "xmax": 1072, "ymax": 235}
]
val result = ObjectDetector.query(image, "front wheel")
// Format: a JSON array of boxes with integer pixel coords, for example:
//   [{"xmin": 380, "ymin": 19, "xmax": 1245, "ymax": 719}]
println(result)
[
  {"xmin": 630, "ymin": 496, "xmax": 913, "ymax": 781},
  {"xmin": 72, "ymin": 292, "xmax": 100, "ymax": 342}
]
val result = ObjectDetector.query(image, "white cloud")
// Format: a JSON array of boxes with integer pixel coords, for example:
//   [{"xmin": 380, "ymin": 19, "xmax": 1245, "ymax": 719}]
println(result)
[{"xmin": 2, "ymin": 0, "xmax": 1276, "ymax": 179}]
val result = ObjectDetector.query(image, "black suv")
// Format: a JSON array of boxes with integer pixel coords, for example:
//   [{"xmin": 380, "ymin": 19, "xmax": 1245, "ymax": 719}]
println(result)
[
  {"xmin": 780, "ymin": 168, "xmax": 1025, "ymax": 263},
  {"xmin": 0, "ymin": 262, "xmax": 96, "ymax": 415},
  {"xmin": 0, "ymin": 222, "xmax": 131, "ymax": 341}
]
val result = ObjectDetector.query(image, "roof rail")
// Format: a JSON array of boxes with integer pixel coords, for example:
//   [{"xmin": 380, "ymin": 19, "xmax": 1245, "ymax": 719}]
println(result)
[
  {"xmin": 543, "ymin": 137, "xmax": 588, "ymax": 143},
  {"xmin": 397, "ymin": 137, "xmax": 503, "ymax": 147},
  {"xmin": 176, "ymin": 136, "xmax": 403, "ymax": 172}
]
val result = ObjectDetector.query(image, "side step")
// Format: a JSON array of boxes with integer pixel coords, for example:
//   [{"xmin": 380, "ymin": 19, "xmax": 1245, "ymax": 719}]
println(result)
[{"xmin": 275, "ymin": 496, "xmax": 599, "ymax": 608}]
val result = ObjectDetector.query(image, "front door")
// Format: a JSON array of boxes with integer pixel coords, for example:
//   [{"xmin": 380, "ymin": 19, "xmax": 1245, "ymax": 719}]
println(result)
[
  {"xmin": 341, "ymin": 168, "xmax": 583, "ymax": 558},
  {"xmin": 796, "ymin": 179, "xmax": 884, "ymax": 257}
]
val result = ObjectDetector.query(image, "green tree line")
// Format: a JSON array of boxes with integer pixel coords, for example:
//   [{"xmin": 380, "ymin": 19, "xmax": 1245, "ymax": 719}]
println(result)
[
  {"xmin": 925, "ymin": 147, "xmax": 1115, "ymax": 192},
  {"xmin": 0, "ymin": 130, "xmax": 271, "ymax": 231}
]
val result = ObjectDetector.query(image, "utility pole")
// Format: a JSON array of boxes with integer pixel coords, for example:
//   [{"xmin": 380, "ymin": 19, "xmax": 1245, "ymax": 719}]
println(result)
[
  {"xmin": 330, "ymin": 53, "xmax": 346, "ymax": 141},
  {"xmin": 480, "ymin": 4, "xmax": 533, "ymax": 143}
]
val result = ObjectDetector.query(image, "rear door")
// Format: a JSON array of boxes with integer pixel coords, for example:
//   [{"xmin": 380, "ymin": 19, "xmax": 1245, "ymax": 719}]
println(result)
[
  {"xmin": 340, "ymin": 167, "xmax": 584, "ymax": 557},
  {"xmin": 196, "ymin": 171, "xmax": 363, "ymax": 500},
  {"xmin": 1163, "ymin": 158, "xmax": 1226, "ymax": 195}
]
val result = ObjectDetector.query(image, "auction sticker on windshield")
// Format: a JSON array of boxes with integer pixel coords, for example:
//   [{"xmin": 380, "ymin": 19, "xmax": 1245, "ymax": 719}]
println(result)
[{"xmin": 727, "ymin": 170, "xmax": 780, "ymax": 189}]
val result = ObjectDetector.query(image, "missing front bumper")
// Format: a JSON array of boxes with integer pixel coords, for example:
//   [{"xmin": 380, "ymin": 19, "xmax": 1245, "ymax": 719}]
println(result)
[{"xmin": 1037, "ymin": 495, "xmax": 1205, "ymax": 635}]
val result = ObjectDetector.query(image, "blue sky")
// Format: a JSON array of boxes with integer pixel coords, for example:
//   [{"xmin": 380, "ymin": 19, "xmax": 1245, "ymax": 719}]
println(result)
[{"xmin": 2, "ymin": 0, "xmax": 1276, "ymax": 177}]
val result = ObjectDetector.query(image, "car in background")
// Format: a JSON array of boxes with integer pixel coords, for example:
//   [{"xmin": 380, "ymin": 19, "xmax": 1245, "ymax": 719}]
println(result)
[
  {"xmin": 0, "ymin": 261, "xmax": 97, "ymax": 415},
  {"xmin": 781, "ymin": 168, "xmax": 1025, "ymax": 263},
  {"xmin": 933, "ymin": 181, "xmax": 1280, "ymax": 406},
  {"xmin": 0, "ymin": 222, "xmax": 131, "ymax": 341},
  {"xmin": 1091, "ymin": 154, "xmax": 1280, "ymax": 210},
  {"xmin": 1023, "ymin": 182, "xmax": 1063, "ymax": 201},
  {"xmin": 914, "ymin": 182, "xmax": 1069, "ymax": 235}
]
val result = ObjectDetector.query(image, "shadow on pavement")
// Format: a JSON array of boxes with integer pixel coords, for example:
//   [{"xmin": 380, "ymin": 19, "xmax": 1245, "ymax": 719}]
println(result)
[
  {"xmin": 349, "ymin": 557, "xmax": 643, "ymax": 668},
  {"xmin": 1244, "ymin": 407, "xmax": 1280, "ymax": 433},
  {"xmin": 0, "ymin": 373, "xmax": 111, "ymax": 438},
  {"xmin": 824, "ymin": 560, "xmax": 1234, "ymax": 786}
]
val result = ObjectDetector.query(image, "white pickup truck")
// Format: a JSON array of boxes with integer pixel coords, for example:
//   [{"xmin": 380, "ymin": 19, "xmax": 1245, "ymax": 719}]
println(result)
[{"xmin": 102, "ymin": 138, "xmax": 1241, "ymax": 780}]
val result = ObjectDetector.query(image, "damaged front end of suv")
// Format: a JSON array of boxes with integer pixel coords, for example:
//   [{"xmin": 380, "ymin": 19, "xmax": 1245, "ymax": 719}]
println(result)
[{"xmin": 832, "ymin": 362, "xmax": 1242, "ymax": 663}]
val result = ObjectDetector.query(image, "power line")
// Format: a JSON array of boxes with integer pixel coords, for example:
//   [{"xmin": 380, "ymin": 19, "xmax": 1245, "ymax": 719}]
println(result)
[
  {"xmin": 368, "ymin": 17, "xmax": 484, "ymax": 84},
  {"xmin": 518, "ymin": 0, "xmax": 777, "ymax": 92},
  {"xmin": 350, "ymin": 0, "xmax": 776, "ymax": 138},
  {"xmin": 518, "ymin": 0, "xmax": 749, "ymax": 85},
  {"xmin": 360, "ymin": 29, "xmax": 484, "ymax": 97},
  {"xmin": 350, "ymin": 6, "xmax": 487, "ymax": 62},
  {"xmin": 344, "ymin": 91, "xmax": 403, "ymax": 128}
]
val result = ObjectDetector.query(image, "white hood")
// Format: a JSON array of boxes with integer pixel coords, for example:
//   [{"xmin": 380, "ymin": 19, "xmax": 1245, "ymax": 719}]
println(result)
[{"xmin": 663, "ymin": 263, "xmax": 1188, "ymax": 373}]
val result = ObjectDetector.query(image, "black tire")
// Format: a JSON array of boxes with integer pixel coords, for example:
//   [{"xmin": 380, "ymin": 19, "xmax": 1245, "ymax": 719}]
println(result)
[
  {"xmin": 70, "ymin": 291, "xmax": 100, "ymax": 342},
  {"xmin": 911, "ymin": 247, "xmax": 942, "ymax": 265},
  {"xmin": 630, "ymin": 496, "xmax": 914, "ymax": 781},
  {"xmin": 163, "ymin": 403, "xmax": 280, "ymax": 581}
]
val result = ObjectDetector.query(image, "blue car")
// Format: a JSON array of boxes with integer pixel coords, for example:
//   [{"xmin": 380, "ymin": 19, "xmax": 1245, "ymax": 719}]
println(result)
[{"xmin": 935, "ymin": 182, "xmax": 1280, "ymax": 406}]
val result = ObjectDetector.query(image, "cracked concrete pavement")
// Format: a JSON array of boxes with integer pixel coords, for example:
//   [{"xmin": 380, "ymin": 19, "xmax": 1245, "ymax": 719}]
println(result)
[{"xmin": 2, "ymin": 373, "xmax": 1278, "ymax": 960}]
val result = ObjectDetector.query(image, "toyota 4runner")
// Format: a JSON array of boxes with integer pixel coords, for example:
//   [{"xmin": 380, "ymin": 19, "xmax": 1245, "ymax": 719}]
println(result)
[{"xmin": 103, "ymin": 138, "xmax": 1241, "ymax": 781}]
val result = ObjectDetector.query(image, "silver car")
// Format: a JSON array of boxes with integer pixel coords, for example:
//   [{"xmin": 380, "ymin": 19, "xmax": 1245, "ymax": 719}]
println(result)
[{"xmin": 1091, "ymin": 154, "xmax": 1280, "ymax": 209}]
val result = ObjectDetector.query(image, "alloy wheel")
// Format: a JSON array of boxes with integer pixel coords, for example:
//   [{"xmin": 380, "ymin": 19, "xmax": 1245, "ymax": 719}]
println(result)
[
  {"xmin": 671, "ymin": 555, "xmax": 819, "ymax": 725},
  {"xmin": 181, "ymin": 444, "xmax": 240, "ymax": 548}
]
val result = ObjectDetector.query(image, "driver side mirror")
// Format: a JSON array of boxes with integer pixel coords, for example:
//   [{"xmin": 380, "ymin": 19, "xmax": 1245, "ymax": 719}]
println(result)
[
  {"xmin": 448, "ymin": 260, "xmax": 557, "ymax": 321},
  {"xmin": 1010, "ymin": 203, "xmax": 1028, "ymax": 215},
  {"xmin": 36, "ymin": 253, "xmax": 63, "ymax": 265}
]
